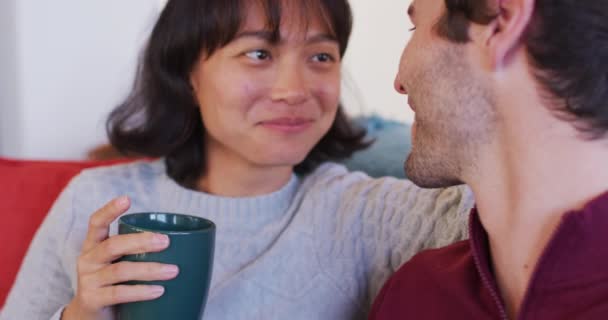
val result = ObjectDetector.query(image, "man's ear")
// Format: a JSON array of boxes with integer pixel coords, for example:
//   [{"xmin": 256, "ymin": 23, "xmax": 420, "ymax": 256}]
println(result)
[{"xmin": 485, "ymin": 0, "xmax": 535, "ymax": 70}]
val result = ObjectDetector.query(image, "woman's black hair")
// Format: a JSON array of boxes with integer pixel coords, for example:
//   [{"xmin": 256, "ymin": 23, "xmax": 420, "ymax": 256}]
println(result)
[{"xmin": 107, "ymin": 0, "xmax": 370, "ymax": 188}]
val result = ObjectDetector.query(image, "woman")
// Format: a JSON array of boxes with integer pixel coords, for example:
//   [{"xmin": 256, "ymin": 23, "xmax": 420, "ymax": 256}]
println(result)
[{"xmin": 0, "ymin": 0, "xmax": 473, "ymax": 319}]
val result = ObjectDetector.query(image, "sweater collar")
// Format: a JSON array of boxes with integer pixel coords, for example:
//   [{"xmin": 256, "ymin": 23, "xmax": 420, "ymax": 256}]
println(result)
[{"xmin": 157, "ymin": 160, "xmax": 300, "ymax": 229}]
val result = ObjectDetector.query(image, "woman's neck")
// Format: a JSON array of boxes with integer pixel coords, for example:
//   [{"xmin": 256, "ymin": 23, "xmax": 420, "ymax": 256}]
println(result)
[{"xmin": 196, "ymin": 147, "xmax": 294, "ymax": 198}]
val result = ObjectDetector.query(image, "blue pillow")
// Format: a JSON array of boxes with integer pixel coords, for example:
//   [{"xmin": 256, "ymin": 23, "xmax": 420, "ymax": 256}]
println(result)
[{"xmin": 340, "ymin": 116, "xmax": 412, "ymax": 179}]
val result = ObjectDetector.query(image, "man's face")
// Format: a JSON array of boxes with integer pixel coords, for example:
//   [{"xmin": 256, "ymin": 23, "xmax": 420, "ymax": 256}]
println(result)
[{"xmin": 395, "ymin": 0, "xmax": 496, "ymax": 188}]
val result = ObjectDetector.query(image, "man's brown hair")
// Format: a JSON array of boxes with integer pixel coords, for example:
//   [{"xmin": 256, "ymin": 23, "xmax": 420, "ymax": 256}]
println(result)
[{"xmin": 436, "ymin": 0, "xmax": 608, "ymax": 138}]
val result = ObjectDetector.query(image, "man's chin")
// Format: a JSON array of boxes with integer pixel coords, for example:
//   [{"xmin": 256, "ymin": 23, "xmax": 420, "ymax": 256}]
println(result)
[{"xmin": 404, "ymin": 154, "xmax": 463, "ymax": 189}]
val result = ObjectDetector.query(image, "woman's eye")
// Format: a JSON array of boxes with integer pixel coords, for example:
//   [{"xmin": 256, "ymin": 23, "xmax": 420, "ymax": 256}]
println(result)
[
  {"xmin": 312, "ymin": 53, "xmax": 335, "ymax": 63},
  {"xmin": 245, "ymin": 50, "xmax": 271, "ymax": 60}
]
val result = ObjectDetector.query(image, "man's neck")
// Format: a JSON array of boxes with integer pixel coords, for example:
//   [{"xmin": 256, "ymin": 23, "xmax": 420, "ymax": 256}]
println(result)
[{"xmin": 467, "ymin": 114, "xmax": 608, "ymax": 318}]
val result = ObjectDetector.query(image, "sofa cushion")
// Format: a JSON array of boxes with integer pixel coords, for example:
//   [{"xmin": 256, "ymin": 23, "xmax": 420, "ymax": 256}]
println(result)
[
  {"xmin": 343, "ymin": 115, "xmax": 412, "ymax": 179},
  {"xmin": 0, "ymin": 158, "xmax": 122, "ymax": 307}
]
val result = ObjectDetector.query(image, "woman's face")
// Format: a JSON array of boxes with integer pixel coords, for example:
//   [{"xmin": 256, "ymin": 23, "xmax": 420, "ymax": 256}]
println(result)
[{"xmin": 190, "ymin": 2, "xmax": 341, "ymax": 172}]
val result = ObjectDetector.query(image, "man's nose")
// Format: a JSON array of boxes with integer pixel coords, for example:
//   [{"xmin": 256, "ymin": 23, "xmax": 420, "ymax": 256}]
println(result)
[{"xmin": 394, "ymin": 75, "xmax": 408, "ymax": 95}]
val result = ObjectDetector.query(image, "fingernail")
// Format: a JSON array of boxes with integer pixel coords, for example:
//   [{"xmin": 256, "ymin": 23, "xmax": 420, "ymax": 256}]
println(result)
[
  {"xmin": 116, "ymin": 196, "xmax": 129, "ymax": 207},
  {"xmin": 153, "ymin": 234, "xmax": 169, "ymax": 246},
  {"xmin": 161, "ymin": 265, "xmax": 179, "ymax": 276},
  {"xmin": 148, "ymin": 285, "xmax": 165, "ymax": 297}
]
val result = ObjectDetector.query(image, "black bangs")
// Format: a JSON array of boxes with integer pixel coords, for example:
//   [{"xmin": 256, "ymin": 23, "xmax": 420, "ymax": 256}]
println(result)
[
  {"xmin": 210, "ymin": 0, "xmax": 351, "ymax": 56},
  {"xmin": 254, "ymin": 0, "xmax": 336, "ymax": 44}
]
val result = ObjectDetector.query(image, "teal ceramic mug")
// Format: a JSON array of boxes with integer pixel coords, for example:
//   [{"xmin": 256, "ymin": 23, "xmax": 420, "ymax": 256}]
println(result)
[{"xmin": 116, "ymin": 212, "xmax": 215, "ymax": 320}]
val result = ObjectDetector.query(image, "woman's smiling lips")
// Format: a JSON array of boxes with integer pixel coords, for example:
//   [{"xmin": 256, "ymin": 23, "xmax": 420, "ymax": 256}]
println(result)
[{"xmin": 258, "ymin": 117, "xmax": 315, "ymax": 133}]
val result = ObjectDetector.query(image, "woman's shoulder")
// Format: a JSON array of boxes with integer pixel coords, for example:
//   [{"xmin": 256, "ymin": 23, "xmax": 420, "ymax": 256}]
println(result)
[
  {"xmin": 55, "ymin": 160, "xmax": 168, "ymax": 235},
  {"xmin": 61, "ymin": 159, "xmax": 166, "ymax": 211},
  {"xmin": 300, "ymin": 162, "xmax": 416, "ymax": 199},
  {"xmin": 298, "ymin": 161, "xmax": 473, "ymax": 219},
  {"xmin": 72, "ymin": 159, "xmax": 165, "ymax": 187},
  {"xmin": 302, "ymin": 162, "xmax": 375, "ymax": 187}
]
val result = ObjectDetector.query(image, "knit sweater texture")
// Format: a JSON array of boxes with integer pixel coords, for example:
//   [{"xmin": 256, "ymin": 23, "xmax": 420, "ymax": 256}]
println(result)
[{"xmin": 1, "ymin": 160, "xmax": 473, "ymax": 320}]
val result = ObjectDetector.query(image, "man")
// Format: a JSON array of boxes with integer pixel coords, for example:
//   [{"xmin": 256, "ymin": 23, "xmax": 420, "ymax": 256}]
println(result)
[{"xmin": 370, "ymin": 0, "xmax": 608, "ymax": 319}]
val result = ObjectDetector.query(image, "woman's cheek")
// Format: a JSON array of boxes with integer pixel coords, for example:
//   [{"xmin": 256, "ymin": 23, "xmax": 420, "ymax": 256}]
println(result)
[{"xmin": 318, "ymin": 84, "xmax": 341, "ymax": 112}]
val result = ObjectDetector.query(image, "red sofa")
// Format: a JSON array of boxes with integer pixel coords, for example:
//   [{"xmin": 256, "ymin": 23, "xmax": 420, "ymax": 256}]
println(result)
[{"xmin": 0, "ymin": 157, "xmax": 127, "ymax": 307}]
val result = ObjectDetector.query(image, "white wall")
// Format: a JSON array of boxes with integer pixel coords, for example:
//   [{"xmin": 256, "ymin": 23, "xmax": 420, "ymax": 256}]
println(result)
[
  {"xmin": 0, "ymin": 0, "xmax": 413, "ymax": 160},
  {"xmin": 344, "ymin": 0, "xmax": 414, "ymax": 123},
  {"xmin": 0, "ymin": 0, "xmax": 21, "ymax": 156},
  {"xmin": 0, "ymin": 0, "xmax": 163, "ymax": 160}
]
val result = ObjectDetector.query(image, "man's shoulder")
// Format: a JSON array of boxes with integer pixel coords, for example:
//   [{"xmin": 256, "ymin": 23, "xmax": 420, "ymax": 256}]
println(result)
[
  {"xmin": 391, "ymin": 239, "xmax": 474, "ymax": 286},
  {"xmin": 370, "ymin": 240, "xmax": 487, "ymax": 319}
]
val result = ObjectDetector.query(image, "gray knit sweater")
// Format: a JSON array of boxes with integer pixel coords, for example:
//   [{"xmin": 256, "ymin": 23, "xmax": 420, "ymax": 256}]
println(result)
[{"xmin": 0, "ymin": 160, "xmax": 474, "ymax": 320}]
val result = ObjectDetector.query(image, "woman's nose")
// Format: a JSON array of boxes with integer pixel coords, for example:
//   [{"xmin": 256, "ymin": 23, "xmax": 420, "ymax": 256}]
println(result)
[{"xmin": 270, "ymin": 63, "xmax": 308, "ymax": 105}]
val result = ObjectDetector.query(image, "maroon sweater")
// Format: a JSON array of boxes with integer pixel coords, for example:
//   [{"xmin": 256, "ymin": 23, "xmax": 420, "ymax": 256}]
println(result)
[{"xmin": 369, "ymin": 192, "xmax": 608, "ymax": 320}]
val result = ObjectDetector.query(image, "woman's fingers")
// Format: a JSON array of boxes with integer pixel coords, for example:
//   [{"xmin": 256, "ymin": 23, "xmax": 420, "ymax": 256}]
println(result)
[
  {"xmin": 82, "ymin": 232, "xmax": 169, "ymax": 265},
  {"xmin": 71, "ymin": 197, "xmax": 178, "ymax": 316},
  {"xmin": 81, "ymin": 284, "xmax": 166, "ymax": 310},
  {"xmin": 83, "ymin": 261, "xmax": 179, "ymax": 288},
  {"xmin": 82, "ymin": 196, "xmax": 131, "ymax": 253}
]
